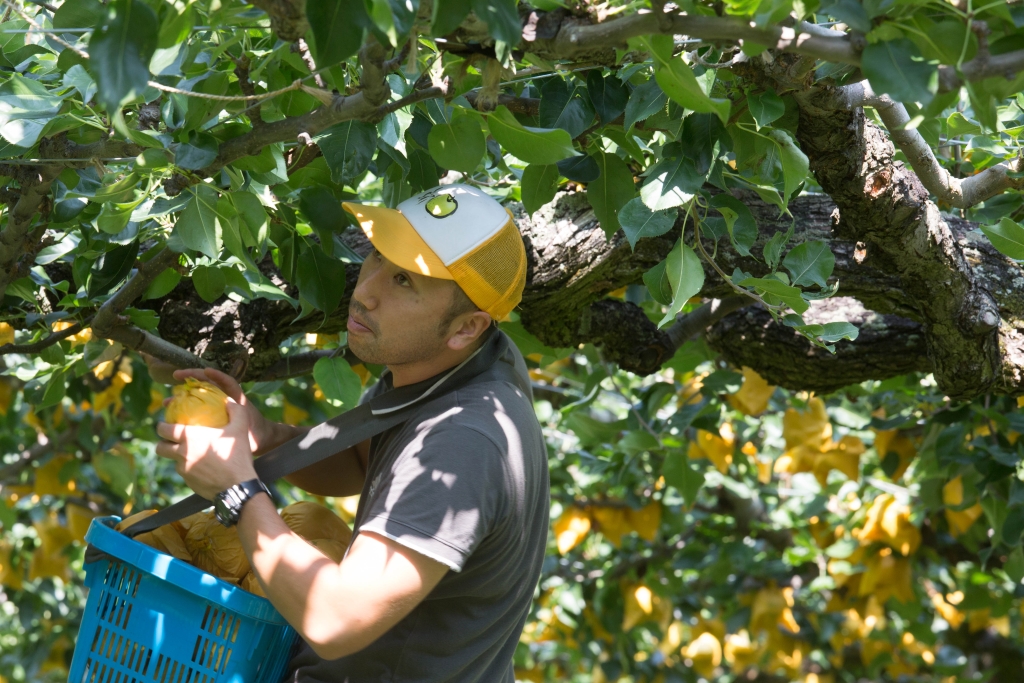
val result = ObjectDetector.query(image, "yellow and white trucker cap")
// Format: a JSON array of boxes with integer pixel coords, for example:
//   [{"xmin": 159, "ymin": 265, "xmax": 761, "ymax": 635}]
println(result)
[{"xmin": 342, "ymin": 184, "xmax": 527, "ymax": 320}]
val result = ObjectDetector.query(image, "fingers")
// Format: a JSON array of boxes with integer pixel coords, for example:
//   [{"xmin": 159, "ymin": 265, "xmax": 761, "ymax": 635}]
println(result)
[{"xmin": 197, "ymin": 367, "xmax": 246, "ymax": 403}]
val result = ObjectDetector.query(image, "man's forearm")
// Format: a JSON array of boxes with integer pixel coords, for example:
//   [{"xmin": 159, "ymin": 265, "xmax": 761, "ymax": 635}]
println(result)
[{"xmin": 255, "ymin": 421, "xmax": 311, "ymax": 456}]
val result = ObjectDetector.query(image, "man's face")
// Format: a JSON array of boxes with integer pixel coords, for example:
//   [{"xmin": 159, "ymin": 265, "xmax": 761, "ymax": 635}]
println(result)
[{"xmin": 346, "ymin": 249, "xmax": 457, "ymax": 366}]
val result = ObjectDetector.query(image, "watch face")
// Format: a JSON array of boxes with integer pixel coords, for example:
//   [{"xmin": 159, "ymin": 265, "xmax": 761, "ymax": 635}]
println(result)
[{"xmin": 214, "ymin": 497, "xmax": 233, "ymax": 527}]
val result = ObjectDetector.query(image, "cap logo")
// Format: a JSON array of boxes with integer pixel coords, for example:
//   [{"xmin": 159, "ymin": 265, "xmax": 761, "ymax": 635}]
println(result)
[{"xmin": 425, "ymin": 194, "xmax": 458, "ymax": 218}]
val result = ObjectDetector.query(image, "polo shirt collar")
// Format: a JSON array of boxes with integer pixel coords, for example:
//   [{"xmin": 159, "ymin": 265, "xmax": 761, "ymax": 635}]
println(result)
[{"xmin": 367, "ymin": 327, "xmax": 508, "ymax": 416}]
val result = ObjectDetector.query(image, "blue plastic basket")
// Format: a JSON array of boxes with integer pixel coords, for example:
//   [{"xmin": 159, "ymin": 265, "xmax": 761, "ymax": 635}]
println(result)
[{"xmin": 68, "ymin": 516, "xmax": 296, "ymax": 683}]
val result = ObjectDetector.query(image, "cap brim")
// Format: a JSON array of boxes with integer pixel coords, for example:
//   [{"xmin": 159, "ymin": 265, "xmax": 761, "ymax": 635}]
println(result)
[{"xmin": 342, "ymin": 202, "xmax": 453, "ymax": 280}]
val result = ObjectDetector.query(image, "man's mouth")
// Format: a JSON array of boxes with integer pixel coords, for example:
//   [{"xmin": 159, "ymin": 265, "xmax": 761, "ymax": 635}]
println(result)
[{"xmin": 347, "ymin": 315, "xmax": 372, "ymax": 334}]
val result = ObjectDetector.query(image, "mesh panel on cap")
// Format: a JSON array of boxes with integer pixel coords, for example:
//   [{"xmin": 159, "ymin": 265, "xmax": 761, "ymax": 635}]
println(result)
[{"xmin": 447, "ymin": 216, "xmax": 526, "ymax": 319}]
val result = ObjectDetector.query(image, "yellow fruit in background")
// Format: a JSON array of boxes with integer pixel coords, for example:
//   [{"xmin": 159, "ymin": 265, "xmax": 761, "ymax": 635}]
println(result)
[
  {"xmin": 724, "ymin": 630, "xmax": 762, "ymax": 672},
  {"xmin": 92, "ymin": 357, "xmax": 134, "ymax": 413},
  {"xmin": 281, "ymin": 501, "xmax": 353, "ymax": 547},
  {"xmin": 553, "ymin": 507, "xmax": 591, "ymax": 554},
  {"xmin": 184, "ymin": 512, "xmax": 250, "ymax": 579},
  {"xmin": 678, "ymin": 371, "xmax": 705, "ymax": 406},
  {"xmin": 34, "ymin": 454, "xmax": 75, "ymax": 497},
  {"xmin": 811, "ymin": 435, "xmax": 864, "ymax": 487},
  {"xmin": 0, "ymin": 540, "xmax": 23, "ymax": 590},
  {"xmin": 29, "ymin": 514, "xmax": 73, "ymax": 582},
  {"xmin": 688, "ymin": 423, "xmax": 734, "ymax": 474},
  {"xmin": 783, "ymin": 397, "xmax": 832, "ymax": 450},
  {"xmin": 857, "ymin": 494, "xmax": 920, "ymax": 555},
  {"xmin": 591, "ymin": 506, "xmax": 631, "ymax": 547},
  {"xmin": 66, "ymin": 503, "xmax": 99, "ymax": 543},
  {"xmin": 51, "ymin": 321, "xmax": 92, "ymax": 346},
  {"xmin": 943, "ymin": 476, "xmax": 983, "ymax": 537},
  {"xmin": 165, "ymin": 378, "xmax": 229, "ymax": 427},
  {"xmin": 859, "ymin": 550, "xmax": 914, "ymax": 603},
  {"xmin": 873, "ymin": 429, "xmax": 917, "ymax": 480},
  {"xmin": 240, "ymin": 571, "xmax": 266, "ymax": 597},
  {"xmin": 749, "ymin": 583, "xmax": 799, "ymax": 635},
  {"xmin": 0, "ymin": 377, "xmax": 12, "ymax": 416},
  {"xmin": 0, "ymin": 322, "xmax": 13, "ymax": 346},
  {"xmin": 683, "ymin": 631, "xmax": 722, "ymax": 677},
  {"xmin": 931, "ymin": 592, "xmax": 965, "ymax": 629},
  {"xmin": 727, "ymin": 367, "xmax": 775, "ymax": 416},
  {"xmin": 627, "ymin": 502, "xmax": 661, "ymax": 542},
  {"xmin": 282, "ymin": 399, "xmax": 310, "ymax": 425},
  {"xmin": 309, "ymin": 538, "xmax": 347, "ymax": 562},
  {"xmin": 333, "ymin": 496, "xmax": 360, "ymax": 524},
  {"xmin": 148, "ymin": 387, "xmax": 165, "ymax": 414},
  {"xmin": 621, "ymin": 583, "xmax": 672, "ymax": 631}
]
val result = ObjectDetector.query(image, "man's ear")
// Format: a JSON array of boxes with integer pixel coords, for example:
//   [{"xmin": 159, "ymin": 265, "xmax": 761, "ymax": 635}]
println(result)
[{"xmin": 447, "ymin": 311, "xmax": 493, "ymax": 351}]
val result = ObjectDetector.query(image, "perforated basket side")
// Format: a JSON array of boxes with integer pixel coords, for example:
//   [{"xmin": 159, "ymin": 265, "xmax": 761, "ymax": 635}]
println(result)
[{"xmin": 69, "ymin": 518, "xmax": 296, "ymax": 683}]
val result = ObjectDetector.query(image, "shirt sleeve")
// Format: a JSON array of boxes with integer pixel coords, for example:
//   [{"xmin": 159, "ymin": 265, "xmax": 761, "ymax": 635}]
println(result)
[{"xmin": 357, "ymin": 422, "xmax": 508, "ymax": 572}]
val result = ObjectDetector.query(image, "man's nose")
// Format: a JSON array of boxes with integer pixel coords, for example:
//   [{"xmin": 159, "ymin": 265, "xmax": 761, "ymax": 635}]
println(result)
[{"xmin": 352, "ymin": 261, "xmax": 381, "ymax": 310}]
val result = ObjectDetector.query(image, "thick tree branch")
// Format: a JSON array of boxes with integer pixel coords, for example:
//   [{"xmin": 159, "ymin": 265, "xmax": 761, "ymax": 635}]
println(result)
[
  {"xmin": 249, "ymin": 0, "xmax": 308, "ymax": 41},
  {"xmin": 835, "ymin": 82, "xmax": 1024, "ymax": 209},
  {"xmin": 665, "ymin": 297, "xmax": 749, "ymax": 350},
  {"xmin": 257, "ymin": 348, "xmax": 363, "ymax": 382}
]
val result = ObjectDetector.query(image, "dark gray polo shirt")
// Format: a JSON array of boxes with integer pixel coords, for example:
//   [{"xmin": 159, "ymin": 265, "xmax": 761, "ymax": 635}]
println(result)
[{"xmin": 285, "ymin": 329, "xmax": 549, "ymax": 683}]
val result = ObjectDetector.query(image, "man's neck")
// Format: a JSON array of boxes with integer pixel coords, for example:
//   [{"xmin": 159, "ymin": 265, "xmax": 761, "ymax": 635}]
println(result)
[{"xmin": 387, "ymin": 333, "xmax": 490, "ymax": 388}]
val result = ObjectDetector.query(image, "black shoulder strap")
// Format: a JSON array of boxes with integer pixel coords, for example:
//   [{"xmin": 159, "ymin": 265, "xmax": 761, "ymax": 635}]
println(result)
[{"xmin": 118, "ymin": 330, "xmax": 524, "ymax": 539}]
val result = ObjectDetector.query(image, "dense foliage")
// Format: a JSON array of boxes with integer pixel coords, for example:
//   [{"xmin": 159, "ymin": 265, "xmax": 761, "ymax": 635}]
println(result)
[{"xmin": 2, "ymin": 0, "xmax": 1024, "ymax": 680}]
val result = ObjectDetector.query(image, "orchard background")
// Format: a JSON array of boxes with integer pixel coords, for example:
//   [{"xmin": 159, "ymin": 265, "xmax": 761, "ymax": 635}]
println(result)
[{"xmin": 2, "ymin": 0, "xmax": 1024, "ymax": 680}]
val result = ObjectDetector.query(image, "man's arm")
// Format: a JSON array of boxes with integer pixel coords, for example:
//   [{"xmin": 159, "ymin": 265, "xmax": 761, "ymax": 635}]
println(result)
[
  {"xmin": 236, "ymin": 493, "xmax": 448, "ymax": 659},
  {"xmin": 272, "ymin": 421, "xmax": 371, "ymax": 497}
]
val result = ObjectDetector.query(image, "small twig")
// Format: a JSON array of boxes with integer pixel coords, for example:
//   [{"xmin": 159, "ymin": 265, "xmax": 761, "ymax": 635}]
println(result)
[
  {"xmin": 295, "ymin": 39, "xmax": 327, "ymax": 88},
  {"xmin": 664, "ymin": 297, "xmax": 748, "ymax": 351},
  {"xmin": 0, "ymin": 315, "xmax": 95, "ymax": 356},
  {"xmin": 256, "ymin": 348, "xmax": 363, "ymax": 382}
]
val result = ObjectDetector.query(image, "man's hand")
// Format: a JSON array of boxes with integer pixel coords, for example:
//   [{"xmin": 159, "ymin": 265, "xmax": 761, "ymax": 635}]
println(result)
[
  {"xmin": 142, "ymin": 354, "xmax": 285, "ymax": 456},
  {"xmin": 155, "ymin": 400, "xmax": 258, "ymax": 500}
]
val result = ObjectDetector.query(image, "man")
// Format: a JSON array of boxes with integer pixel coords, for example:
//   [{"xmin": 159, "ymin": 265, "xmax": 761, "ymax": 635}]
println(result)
[{"xmin": 153, "ymin": 184, "xmax": 550, "ymax": 682}]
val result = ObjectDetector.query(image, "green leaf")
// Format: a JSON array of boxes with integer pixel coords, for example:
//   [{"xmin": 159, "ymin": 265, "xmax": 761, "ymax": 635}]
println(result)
[
  {"xmin": 748, "ymin": 88, "xmax": 785, "ymax": 129},
  {"xmin": 175, "ymin": 132, "xmax": 219, "ymax": 171},
  {"xmin": 556, "ymin": 155, "xmax": 600, "ymax": 182},
  {"xmin": 1006, "ymin": 546, "xmax": 1024, "ymax": 582},
  {"xmin": 521, "ymin": 164, "xmax": 560, "ymax": 215},
  {"xmin": 175, "ymin": 185, "xmax": 222, "ymax": 259},
  {"xmin": 946, "ymin": 112, "xmax": 981, "ymax": 137},
  {"xmin": 586, "ymin": 151, "xmax": 636, "ymax": 237},
  {"xmin": 88, "ymin": 241, "xmax": 139, "ymax": 297},
  {"xmin": 487, "ymin": 106, "xmax": 580, "ymax": 165},
  {"xmin": 782, "ymin": 240, "xmax": 835, "ymax": 288},
  {"xmin": 313, "ymin": 356, "xmax": 364, "ymax": 407},
  {"xmin": 124, "ymin": 307, "xmax": 160, "ymax": 332},
  {"xmin": 662, "ymin": 450, "xmax": 704, "ymax": 508},
  {"xmin": 644, "ymin": 259, "xmax": 672, "ymax": 305},
  {"xmin": 39, "ymin": 370, "xmax": 68, "ymax": 410},
  {"xmin": 307, "ymin": 0, "xmax": 368, "ymax": 68},
  {"xmin": 428, "ymin": 114, "xmax": 486, "ymax": 173},
  {"xmin": 87, "ymin": 0, "xmax": 159, "ymax": 110},
  {"xmin": 638, "ymin": 34, "xmax": 730, "ymax": 123},
  {"xmin": 619, "ymin": 197, "xmax": 675, "ymax": 250},
  {"xmin": 739, "ymin": 276, "xmax": 808, "ymax": 313},
  {"xmin": 0, "ymin": 75, "xmax": 65, "ymax": 147},
  {"xmin": 641, "ymin": 153, "xmax": 705, "ymax": 210},
  {"xmin": 540, "ymin": 77, "xmax": 595, "ymax": 139},
  {"xmin": 96, "ymin": 200, "xmax": 141, "ymax": 235},
  {"xmin": 763, "ymin": 223, "xmax": 793, "ymax": 271},
  {"xmin": 54, "ymin": 0, "xmax": 106, "ymax": 30},
  {"xmin": 816, "ymin": 321, "xmax": 859, "ymax": 344},
  {"xmin": 470, "ymin": 0, "xmax": 520, "ymax": 45},
  {"xmin": 407, "ymin": 148, "xmax": 441, "ymax": 192},
  {"xmin": 587, "ymin": 71, "xmax": 629, "ymax": 126},
  {"xmin": 981, "ymin": 218, "xmax": 1024, "ymax": 260},
  {"xmin": 142, "ymin": 268, "xmax": 181, "ymax": 300},
  {"xmin": 316, "ymin": 120, "xmax": 378, "ymax": 185},
  {"xmin": 861, "ymin": 38, "xmax": 938, "ymax": 104},
  {"xmin": 623, "ymin": 78, "xmax": 667, "ymax": 131},
  {"xmin": 192, "ymin": 265, "xmax": 226, "ymax": 303},
  {"xmin": 709, "ymin": 194, "xmax": 756, "ymax": 257},
  {"xmin": 296, "ymin": 241, "xmax": 346, "ymax": 315},
  {"xmin": 93, "ymin": 172, "xmax": 140, "ymax": 204},
  {"xmin": 299, "ymin": 187, "xmax": 347, "ymax": 237},
  {"xmin": 63, "ymin": 64, "xmax": 97, "ymax": 104},
  {"xmin": 430, "ymin": 0, "xmax": 472, "ymax": 35},
  {"xmin": 658, "ymin": 240, "xmax": 705, "ymax": 327},
  {"xmin": 768, "ymin": 129, "xmax": 809, "ymax": 202}
]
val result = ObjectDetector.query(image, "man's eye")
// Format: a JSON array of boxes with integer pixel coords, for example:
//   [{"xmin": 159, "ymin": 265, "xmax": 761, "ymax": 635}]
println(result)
[
  {"xmin": 395, "ymin": 273, "xmax": 409, "ymax": 286},
  {"xmin": 374, "ymin": 250, "xmax": 383, "ymax": 260}
]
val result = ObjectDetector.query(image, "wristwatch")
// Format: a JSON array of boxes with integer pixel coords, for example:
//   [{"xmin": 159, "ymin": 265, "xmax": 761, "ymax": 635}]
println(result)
[{"xmin": 213, "ymin": 478, "xmax": 272, "ymax": 527}]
